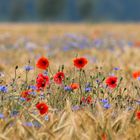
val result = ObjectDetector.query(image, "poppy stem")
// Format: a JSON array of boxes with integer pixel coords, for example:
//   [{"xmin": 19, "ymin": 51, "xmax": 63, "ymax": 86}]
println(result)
[
  {"xmin": 48, "ymin": 66, "xmax": 53, "ymax": 77},
  {"xmin": 79, "ymin": 69, "xmax": 83, "ymax": 97},
  {"xmin": 26, "ymin": 71, "xmax": 28, "ymax": 83}
]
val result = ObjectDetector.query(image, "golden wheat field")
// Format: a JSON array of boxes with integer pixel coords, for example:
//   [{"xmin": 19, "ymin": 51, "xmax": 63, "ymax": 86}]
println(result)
[{"xmin": 0, "ymin": 23, "xmax": 140, "ymax": 140}]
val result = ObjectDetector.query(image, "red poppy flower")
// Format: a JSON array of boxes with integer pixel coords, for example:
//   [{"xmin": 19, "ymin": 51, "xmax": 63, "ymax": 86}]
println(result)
[
  {"xmin": 134, "ymin": 41, "xmax": 140, "ymax": 48},
  {"xmin": 136, "ymin": 111, "xmax": 140, "ymax": 120},
  {"xmin": 70, "ymin": 83, "xmax": 79, "ymax": 90},
  {"xmin": 132, "ymin": 70, "xmax": 140, "ymax": 79},
  {"xmin": 86, "ymin": 96, "xmax": 92, "ymax": 104},
  {"xmin": 36, "ymin": 102, "xmax": 48, "ymax": 115},
  {"xmin": 73, "ymin": 57, "xmax": 88, "ymax": 69},
  {"xmin": 21, "ymin": 90, "xmax": 31, "ymax": 101},
  {"xmin": 102, "ymin": 133, "xmax": 107, "ymax": 140},
  {"xmin": 36, "ymin": 73, "xmax": 49, "ymax": 90},
  {"xmin": 53, "ymin": 72, "xmax": 65, "ymax": 84},
  {"xmin": 105, "ymin": 76, "xmax": 118, "ymax": 88},
  {"xmin": 81, "ymin": 96, "xmax": 92, "ymax": 104},
  {"xmin": 36, "ymin": 57, "xmax": 49, "ymax": 70},
  {"xmin": 81, "ymin": 97, "xmax": 86, "ymax": 103}
]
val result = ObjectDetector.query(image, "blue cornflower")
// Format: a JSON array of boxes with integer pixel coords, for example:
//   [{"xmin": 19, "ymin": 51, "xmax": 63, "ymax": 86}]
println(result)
[
  {"xmin": 136, "ymin": 100, "xmax": 140, "ymax": 105},
  {"xmin": 72, "ymin": 105, "xmax": 80, "ymax": 111},
  {"xmin": 45, "ymin": 115, "xmax": 49, "ymax": 121},
  {"xmin": 43, "ymin": 71, "xmax": 48, "ymax": 76},
  {"xmin": 96, "ymin": 79, "xmax": 100, "ymax": 83},
  {"xmin": 20, "ymin": 97, "xmax": 26, "ymax": 101},
  {"xmin": 138, "ymin": 77, "xmax": 140, "ymax": 81},
  {"xmin": 101, "ymin": 99, "xmax": 108, "ymax": 104},
  {"xmin": 85, "ymin": 83, "xmax": 92, "ymax": 92},
  {"xmin": 63, "ymin": 46, "xmax": 70, "ymax": 52},
  {"xmin": 127, "ymin": 107, "xmax": 134, "ymax": 111},
  {"xmin": 23, "ymin": 122, "xmax": 33, "ymax": 127},
  {"xmin": 29, "ymin": 85, "xmax": 37, "ymax": 90},
  {"xmin": 79, "ymin": 44, "xmax": 85, "ymax": 49},
  {"xmin": 64, "ymin": 86, "xmax": 72, "ymax": 91},
  {"xmin": 85, "ymin": 87, "xmax": 92, "ymax": 92},
  {"xmin": 0, "ymin": 85, "xmax": 8, "ymax": 93},
  {"xmin": 103, "ymin": 103, "xmax": 111, "ymax": 109},
  {"xmin": 128, "ymin": 42, "xmax": 133, "ymax": 47},
  {"xmin": 94, "ymin": 39, "xmax": 102, "ymax": 47},
  {"xmin": 24, "ymin": 65, "xmax": 33, "ymax": 71},
  {"xmin": 11, "ymin": 110, "xmax": 19, "ymax": 117},
  {"xmin": 109, "ymin": 47, "xmax": 115, "ymax": 52},
  {"xmin": 0, "ymin": 113, "xmax": 4, "ymax": 119},
  {"xmin": 114, "ymin": 67, "xmax": 120, "ymax": 71},
  {"xmin": 29, "ymin": 91, "xmax": 36, "ymax": 96},
  {"xmin": 40, "ymin": 93, "xmax": 45, "ymax": 99},
  {"xmin": 33, "ymin": 121, "xmax": 41, "ymax": 128}
]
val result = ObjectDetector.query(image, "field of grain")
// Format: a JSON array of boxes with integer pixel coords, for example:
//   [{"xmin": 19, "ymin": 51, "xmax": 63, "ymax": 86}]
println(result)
[{"xmin": 0, "ymin": 23, "xmax": 140, "ymax": 140}]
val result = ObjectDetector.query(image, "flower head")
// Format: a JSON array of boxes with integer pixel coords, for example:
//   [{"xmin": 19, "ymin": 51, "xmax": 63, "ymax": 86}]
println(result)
[
  {"xmin": 136, "ymin": 111, "xmax": 140, "ymax": 120},
  {"xmin": 103, "ymin": 103, "xmax": 111, "ymax": 109},
  {"xmin": 23, "ymin": 122, "xmax": 33, "ymax": 127},
  {"xmin": 64, "ymin": 86, "xmax": 72, "ymax": 91},
  {"xmin": 43, "ymin": 71, "xmax": 48, "ymax": 76},
  {"xmin": 127, "ymin": 107, "xmax": 133, "ymax": 111},
  {"xmin": 29, "ymin": 85, "xmax": 37, "ymax": 90},
  {"xmin": 21, "ymin": 90, "xmax": 31, "ymax": 101},
  {"xmin": 36, "ymin": 57, "xmax": 49, "ymax": 70},
  {"xmin": 0, "ymin": 113, "xmax": 4, "ymax": 119},
  {"xmin": 132, "ymin": 70, "xmax": 140, "ymax": 79},
  {"xmin": 11, "ymin": 110, "xmax": 19, "ymax": 117},
  {"xmin": 36, "ymin": 102, "xmax": 48, "ymax": 115},
  {"xmin": 70, "ymin": 83, "xmax": 79, "ymax": 90},
  {"xmin": 20, "ymin": 97, "xmax": 26, "ymax": 102},
  {"xmin": 72, "ymin": 105, "xmax": 80, "ymax": 111},
  {"xmin": 135, "ymin": 100, "xmax": 140, "ymax": 105},
  {"xmin": 105, "ymin": 76, "xmax": 118, "ymax": 88},
  {"xmin": 53, "ymin": 72, "xmax": 65, "ymax": 84},
  {"xmin": 102, "ymin": 133, "xmax": 107, "ymax": 140},
  {"xmin": 73, "ymin": 57, "xmax": 88, "ymax": 69},
  {"xmin": 96, "ymin": 79, "xmax": 100, "ymax": 83},
  {"xmin": 81, "ymin": 96, "xmax": 92, "ymax": 104},
  {"xmin": 86, "ymin": 96, "xmax": 92, "ymax": 104},
  {"xmin": 101, "ymin": 99, "xmax": 108, "ymax": 104},
  {"xmin": 36, "ymin": 73, "xmax": 49, "ymax": 91},
  {"xmin": 24, "ymin": 65, "xmax": 34, "ymax": 71},
  {"xmin": 0, "ymin": 85, "xmax": 8, "ymax": 93},
  {"xmin": 45, "ymin": 115, "xmax": 49, "ymax": 121},
  {"xmin": 85, "ymin": 87, "xmax": 91, "ymax": 92},
  {"xmin": 33, "ymin": 121, "xmax": 41, "ymax": 128},
  {"xmin": 114, "ymin": 67, "xmax": 120, "ymax": 71},
  {"xmin": 85, "ymin": 83, "xmax": 92, "ymax": 92}
]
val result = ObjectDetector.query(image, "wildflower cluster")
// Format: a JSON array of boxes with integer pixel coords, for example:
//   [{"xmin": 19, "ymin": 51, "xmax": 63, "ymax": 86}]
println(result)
[{"xmin": 0, "ymin": 54, "xmax": 139, "ymax": 130}]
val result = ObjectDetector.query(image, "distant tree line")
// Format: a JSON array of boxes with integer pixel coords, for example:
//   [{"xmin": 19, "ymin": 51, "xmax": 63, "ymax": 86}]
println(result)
[
  {"xmin": 37, "ymin": 0, "xmax": 95, "ymax": 21},
  {"xmin": 0, "ymin": 0, "xmax": 140, "ymax": 21}
]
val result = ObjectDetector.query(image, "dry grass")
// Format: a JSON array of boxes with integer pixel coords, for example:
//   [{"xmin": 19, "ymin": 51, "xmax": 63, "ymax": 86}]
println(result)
[{"xmin": 0, "ymin": 100, "xmax": 139, "ymax": 140}]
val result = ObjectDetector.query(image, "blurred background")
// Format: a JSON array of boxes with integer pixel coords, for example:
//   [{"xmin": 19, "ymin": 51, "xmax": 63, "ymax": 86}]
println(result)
[{"xmin": 1, "ymin": 0, "xmax": 140, "ymax": 22}]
